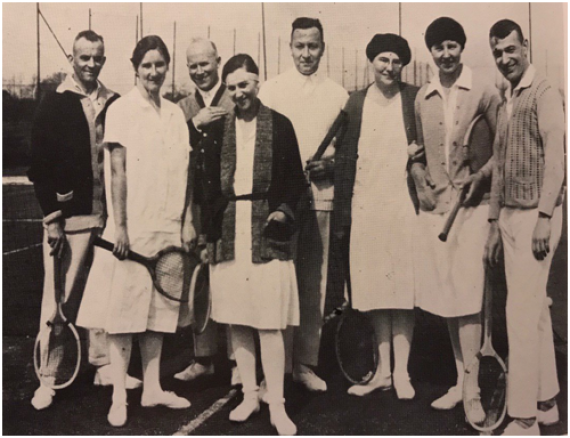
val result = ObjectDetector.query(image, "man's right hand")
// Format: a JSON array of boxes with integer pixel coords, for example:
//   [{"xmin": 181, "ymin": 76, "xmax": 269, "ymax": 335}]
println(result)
[
  {"xmin": 484, "ymin": 220, "xmax": 502, "ymax": 267},
  {"xmin": 47, "ymin": 222, "xmax": 66, "ymax": 258},
  {"xmin": 192, "ymin": 106, "xmax": 228, "ymax": 130}
]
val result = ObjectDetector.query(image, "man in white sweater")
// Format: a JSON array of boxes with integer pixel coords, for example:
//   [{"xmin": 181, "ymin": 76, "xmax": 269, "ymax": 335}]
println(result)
[{"xmin": 259, "ymin": 17, "xmax": 348, "ymax": 392}]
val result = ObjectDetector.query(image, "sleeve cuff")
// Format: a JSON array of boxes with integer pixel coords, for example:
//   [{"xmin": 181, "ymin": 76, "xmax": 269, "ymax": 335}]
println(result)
[{"xmin": 42, "ymin": 210, "xmax": 63, "ymax": 228}]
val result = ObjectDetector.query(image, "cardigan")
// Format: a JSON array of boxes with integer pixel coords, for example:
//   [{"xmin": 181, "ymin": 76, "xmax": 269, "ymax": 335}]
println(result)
[
  {"xmin": 334, "ymin": 82, "xmax": 420, "ymax": 234},
  {"xmin": 489, "ymin": 68, "xmax": 565, "ymax": 219},
  {"xmin": 28, "ymin": 88, "xmax": 119, "ymax": 227},
  {"xmin": 206, "ymin": 102, "xmax": 306, "ymax": 264}
]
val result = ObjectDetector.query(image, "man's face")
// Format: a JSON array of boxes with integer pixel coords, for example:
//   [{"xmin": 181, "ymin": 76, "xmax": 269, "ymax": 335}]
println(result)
[
  {"xmin": 290, "ymin": 27, "xmax": 325, "ymax": 76},
  {"xmin": 186, "ymin": 42, "xmax": 220, "ymax": 92},
  {"xmin": 490, "ymin": 30, "xmax": 529, "ymax": 86},
  {"xmin": 69, "ymin": 38, "xmax": 106, "ymax": 89}
]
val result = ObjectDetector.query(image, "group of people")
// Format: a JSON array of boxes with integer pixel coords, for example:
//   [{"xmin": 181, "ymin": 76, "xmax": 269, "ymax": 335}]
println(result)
[{"xmin": 27, "ymin": 13, "xmax": 564, "ymax": 437}]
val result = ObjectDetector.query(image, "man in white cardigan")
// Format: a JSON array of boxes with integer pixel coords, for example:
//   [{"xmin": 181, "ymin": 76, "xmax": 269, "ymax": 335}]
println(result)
[{"xmin": 258, "ymin": 17, "xmax": 348, "ymax": 392}]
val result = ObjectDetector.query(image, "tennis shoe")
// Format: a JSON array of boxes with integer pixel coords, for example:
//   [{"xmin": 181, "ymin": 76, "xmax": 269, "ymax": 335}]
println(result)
[
  {"xmin": 141, "ymin": 391, "xmax": 191, "ymax": 409},
  {"xmin": 229, "ymin": 391, "xmax": 260, "ymax": 422},
  {"xmin": 347, "ymin": 374, "xmax": 392, "ymax": 397},
  {"xmin": 173, "ymin": 362, "xmax": 214, "ymax": 381},
  {"xmin": 31, "ymin": 385, "xmax": 55, "ymax": 410},
  {"xmin": 107, "ymin": 401, "xmax": 128, "ymax": 427},
  {"xmin": 465, "ymin": 395, "xmax": 486, "ymax": 425},
  {"xmin": 231, "ymin": 366, "xmax": 242, "ymax": 386},
  {"xmin": 269, "ymin": 400, "xmax": 297, "ymax": 436},
  {"xmin": 292, "ymin": 367, "xmax": 327, "ymax": 392},
  {"xmin": 394, "ymin": 375, "xmax": 415, "ymax": 400},
  {"xmin": 431, "ymin": 385, "xmax": 462, "ymax": 410},
  {"xmin": 538, "ymin": 403, "xmax": 559, "ymax": 426},
  {"xmin": 501, "ymin": 419, "xmax": 539, "ymax": 435}
]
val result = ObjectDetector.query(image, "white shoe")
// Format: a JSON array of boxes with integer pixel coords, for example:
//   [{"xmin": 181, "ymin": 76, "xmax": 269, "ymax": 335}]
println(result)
[
  {"xmin": 31, "ymin": 385, "xmax": 55, "ymax": 410},
  {"xmin": 173, "ymin": 362, "xmax": 214, "ymax": 381},
  {"xmin": 93, "ymin": 365, "xmax": 142, "ymax": 389},
  {"xmin": 464, "ymin": 394, "xmax": 486, "ymax": 424},
  {"xmin": 230, "ymin": 366, "xmax": 242, "ymax": 386},
  {"xmin": 431, "ymin": 385, "xmax": 462, "ymax": 410},
  {"xmin": 229, "ymin": 391, "xmax": 260, "ymax": 422},
  {"xmin": 107, "ymin": 401, "xmax": 128, "ymax": 427},
  {"xmin": 502, "ymin": 419, "xmax": 540, "ymax": 436},
  {"xmin": 141, "ymin": 391, "xmax": 191, "ymax": 409},
  {"xmin": 269, "ymin": 400, "xmax": 297, "ymax": 436},
  {"xmin": 292, "ymin": 366, "xmax": 327, "ymax": 392},
  {"xmin": 348, "ymin": 374, "xmax": 392, "ymax": 397},
  {"xmin": 393, "ymin": 375, "xmax": 415, "ymax": 400},
  {"xmin": 538, "ymin": 403, "xmax": 559, "ymax": 426}
]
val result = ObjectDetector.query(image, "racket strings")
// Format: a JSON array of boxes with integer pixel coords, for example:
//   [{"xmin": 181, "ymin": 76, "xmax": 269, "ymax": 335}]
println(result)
[
  {"xmin": 336, "ymin": 312, "xmax": 377, "ymax": 384},
  {"xmin": 155, "ymin": 252, "xmax": 192, "ymax": 300},
  {"xmin": 35, "ymin": 323, "xmax": 80, "ymax": 387}
]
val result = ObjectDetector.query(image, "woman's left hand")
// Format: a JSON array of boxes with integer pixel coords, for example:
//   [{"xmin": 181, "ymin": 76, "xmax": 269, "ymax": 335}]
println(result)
[
  {"xmin": 267, "ymin": 211, "xmax": 287, "ymax": 224},
  {"xmin": 181, "ymin": 225, "xmax": 197, "ymax": 252}
]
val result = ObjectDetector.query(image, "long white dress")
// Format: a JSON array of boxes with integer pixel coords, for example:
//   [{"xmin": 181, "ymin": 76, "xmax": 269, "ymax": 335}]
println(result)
[
  {"xmin": 209, "ymin": 117, "xmax": 300, "ymax": 330},
  {"xmin": 350, "ymin": 87, "xmax": 417, "ymax": 312},
  {"xmin": 77, "ymin": 87, "xmax": 190, "ymax": 334}
]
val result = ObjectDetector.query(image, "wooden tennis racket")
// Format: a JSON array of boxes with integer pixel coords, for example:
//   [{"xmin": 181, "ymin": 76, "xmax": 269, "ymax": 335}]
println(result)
[
  {"xmin": 188, "ymin": 262, "xmax": 211, "ymax": 334},
  {"xmin": 93, "ymin": 236, "xmax": 199, "ymax": 303},
  {"xmin": 33, "ymin": 256, "xmax": 82, "ymax": 389},
  {"xmin": 463, "ymin": 266, "xmax": 507, "ymax": 433}
]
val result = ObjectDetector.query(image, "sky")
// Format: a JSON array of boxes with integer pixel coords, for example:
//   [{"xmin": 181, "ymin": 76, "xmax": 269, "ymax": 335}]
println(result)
[{"xmin": 2, "ymin": 2, "xmax": 566, "ymax": 96}]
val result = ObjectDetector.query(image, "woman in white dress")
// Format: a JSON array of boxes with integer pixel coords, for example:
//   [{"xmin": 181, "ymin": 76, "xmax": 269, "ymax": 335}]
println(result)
[
  {"xmin": 334, "ymin": 34, "xmax": 420, "ymax": 399},
  {"xmin": 205, "ymin": 54, "xmax": 305, "ymax": 435},
  {"xmin": 76, "ymin": 36, "xmax": 194, "ymax": 427}
]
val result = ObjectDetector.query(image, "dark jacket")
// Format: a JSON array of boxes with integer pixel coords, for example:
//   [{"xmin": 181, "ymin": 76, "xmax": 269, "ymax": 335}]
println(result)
[
  {"xmin": 334, "ymin": 82, "xmax": 420, "ymax": 235},
  {"xmin": 27, "ymin": 90, "xmax": 119, "ymax": 219},
  {"xmin": 207, "ymin": 102, "xmax": 306, "ymax": 264}
]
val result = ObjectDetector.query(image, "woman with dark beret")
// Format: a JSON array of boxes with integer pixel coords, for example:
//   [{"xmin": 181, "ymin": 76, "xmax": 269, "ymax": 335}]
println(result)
[
  {"xmin": 334, "ymin": 33, "xmax": 420, "ymax": 399},
  {"xmin": 411, "ymin": 17, "xmax": 499, "ymax": 415}
]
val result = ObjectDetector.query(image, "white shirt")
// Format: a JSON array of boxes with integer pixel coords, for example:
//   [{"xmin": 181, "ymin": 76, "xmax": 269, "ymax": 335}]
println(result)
[
  {"xmin": 103, "ymin": 87, "xmax": 190, "ymax": 236},
  {"xmin": 425, "ymin": 65, "xmax": 473, "ymax": 173},
  {"xmin": 505, "ymin": 64, "xmax": 535, "ymax": 119},
  {"xmin": 196, "ymin": 80, "xmax": 222, "ymax": 108},
  {"xmin": 258, "ymin": 68, "xmax": 348, "ymax": 210}
]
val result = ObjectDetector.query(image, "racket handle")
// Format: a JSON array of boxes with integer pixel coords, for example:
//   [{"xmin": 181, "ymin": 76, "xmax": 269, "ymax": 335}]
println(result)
[
  {"xmin": 438, "ymin": 187, "xmax": 468, "ymax": 242},
  {"xmin": 93, "ymin": 236, "xmax": 115, "ymax": 252}
]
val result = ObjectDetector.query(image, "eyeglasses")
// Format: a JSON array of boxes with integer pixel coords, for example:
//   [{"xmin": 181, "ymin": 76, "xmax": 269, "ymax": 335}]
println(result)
[{"xmin": 225, "ymin": 80, "xmax": 258, "ymax": 92}]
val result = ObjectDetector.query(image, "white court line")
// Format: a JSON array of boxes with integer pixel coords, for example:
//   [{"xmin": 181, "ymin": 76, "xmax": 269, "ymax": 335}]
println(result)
[
  {"xmin": 3, "ymin": 219, "xmax": 42, "ymax": 223},
  {"xmin": 173, "ymin": 388, "xmax": 238, "ymax": 436},
  {"xmin": 3, "ymin": 243, "xmax": 42, "ymax": 256}
]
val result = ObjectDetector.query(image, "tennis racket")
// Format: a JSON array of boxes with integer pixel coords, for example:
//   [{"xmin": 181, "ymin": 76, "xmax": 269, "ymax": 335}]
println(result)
[
  {"xmin": 438, "ymin": 114, "xmax": 493, "ymax": 242},
  {"xmin": 463, "ymin": 266, "xmax": 507, "ymax": 434},
  {"xmin": 334, "ymin": 233, "xmax": 378, "ymax": 385},
  {"xmin": 93, "ymin": 236, "xmax": 199, "ymax": 303},
  {"xmin": 189, "ymin": 263, "xmax": 211, "ymax": 334},
  {"xmin": 33, "ymin": 256, "xmax": 82, "ymax": 389}
]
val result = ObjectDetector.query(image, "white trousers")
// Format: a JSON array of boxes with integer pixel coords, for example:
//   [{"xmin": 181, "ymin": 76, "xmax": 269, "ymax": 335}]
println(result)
[{"xmin": 499, "ymin": 207, "xmax": 562, "ymax": 418}]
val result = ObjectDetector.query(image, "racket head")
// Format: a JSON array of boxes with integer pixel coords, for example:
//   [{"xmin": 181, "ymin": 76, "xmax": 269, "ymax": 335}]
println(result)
[
  {"xmin": 33, "ymin": 319, "xmax": 82, "ymax": 390},
  {"xmin": 463, "ymin": 352, "xmax": 508, "ymax": 433},
  {"xmin": 153, "ymin": 248, "xmax": 199, "ymax": 302},
  {"xmin": 335, "ymin": 308, "xmax": 378, "ymax": 385},
  {"xmin": 189, "ymin": 263, "xmax": 211, "ymax": 335}
]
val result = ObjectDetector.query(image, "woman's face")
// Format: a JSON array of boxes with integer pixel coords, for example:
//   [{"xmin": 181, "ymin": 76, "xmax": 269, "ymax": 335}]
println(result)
[
  {"xmin": 225, "ymin": 68, "xmax": 259, "ymax": 112},
  {"xmin": 372, "ymin": 51, "xmax": 402, "ymax": 87},
  {"xmin": 136, "ymin": 49, "xmax": 168, "ymax": 94},
  {"xmin": 430, "ymin": 40, "xmax": 463, "ymax": 75}
]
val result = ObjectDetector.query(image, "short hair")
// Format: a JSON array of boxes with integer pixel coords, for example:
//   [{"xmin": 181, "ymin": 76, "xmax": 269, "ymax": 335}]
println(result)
[
  {"xmin": 425, "ymin": 17, "xmax": 466, "ymax": 50},
  {"xmin": 291, "ymin": 17, "xmax": 324, "ymax": 42},
  {"xmin": 188, "ymin": 37, "xmax": 219, "ymax": 58},
  {"xmin": 74, "ymin": 30, "xmax": 104, "ymax": 44},
  {"xmin": 222, "ymin": 54, "xmax": 259, "ymax": 82},
  {"xmin": 131, "ymin": 35, "xmax": 171, "ymax": 69},
  {"xmin": 489, "ymin": 19, "xmax": 524, "ymax": 43}
]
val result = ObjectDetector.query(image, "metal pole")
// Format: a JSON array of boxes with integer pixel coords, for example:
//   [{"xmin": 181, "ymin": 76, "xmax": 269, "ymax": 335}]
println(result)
[
  {"xmin": 257, "ymin": 32, "xmax": 261, "ymax": 67},
  {"xmin": 233, "ymin": 28, "xmax": 236, "ymax": 55},
  {"xmin": 528, "ymin": 2, "xmax": 532, "ymax": 63},
  {"xmin": 36, "ymin": 3, "xmax": 40, "ymax": 99},
  {"xmin": 277, "ymin": 36, "xmax": 281, "ymax": 74},
  {"xmin": 89, "ymin": 8, "xmax": 91, "ymax": 30},
  {"xmin": 342, "ymin": 47, "xmax": 345, "ymax": 88},
  {"xmin": 413, "ymin": 49, "xmax": 417, "ymax": 85},
  {"xmin": 140, "ymin": 3, "xmax": 143, "ymax": 38},
  {"xmin": 355, "ymin": 49, "xmax": 358, "ymax": 91},
  {"xmin": 207, "ymin": 26, "xmax": 210, "ymax": 39},
  {"xmin": 135, "ymin": 15, "xmax": 138, "ymax": 85},
  {"xmin": 399, "ymin": 2, "xmax": 402, "ymax": 36},
  {"xmin": 261, "ymin": 3, "xmax": 268, "ymax": 80},
  {"xmin": 172, "ymin": 21, "xmax": 176, "ymax": 96}
]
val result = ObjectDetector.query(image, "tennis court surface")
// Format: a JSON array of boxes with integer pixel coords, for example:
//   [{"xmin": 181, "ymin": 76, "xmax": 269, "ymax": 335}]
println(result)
[{"xmin": 3, "ymin": 178, "xmax": 567, "ymax": 435}]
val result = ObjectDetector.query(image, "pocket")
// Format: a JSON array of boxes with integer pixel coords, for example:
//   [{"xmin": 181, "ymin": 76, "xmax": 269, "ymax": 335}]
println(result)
[{"xmin": 510, "ymin": 178, "xmax": 537, "ymax": 202}]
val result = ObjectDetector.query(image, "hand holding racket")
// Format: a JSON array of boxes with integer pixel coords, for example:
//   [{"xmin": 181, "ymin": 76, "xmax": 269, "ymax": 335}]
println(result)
[
  {"xmin": 34, "ymin": 257, "xmax": 82, "ymax": 389},
  {"xmin": 463, "ymin": 266, "xmax": 507, "ymax": 434},
  {"xmin": 93, "ymin": 236, "xmax": 199, "ymax": 303},
  {"xmin": 438, "ymin": 185, "xmax": 468, "ymax": 242}
]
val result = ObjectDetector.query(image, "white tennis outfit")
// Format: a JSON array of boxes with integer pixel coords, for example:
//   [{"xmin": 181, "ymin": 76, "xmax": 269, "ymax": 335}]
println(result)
[
  {"xmin": 350, "ymin": 87, "xmax": 416, "ymax": 311},
  {"xmin": 77, "ymin": 87, "xmax": 190, "ymax": 334},
  {"xmin": 209, "ymin": 117, "xmax": 300, "ymax": 330}
]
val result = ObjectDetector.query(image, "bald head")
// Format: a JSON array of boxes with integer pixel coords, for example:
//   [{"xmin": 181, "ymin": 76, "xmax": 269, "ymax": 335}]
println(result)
[{"xmin": 186, "ymin": 38, "xmax": 220, "ymax": 91}]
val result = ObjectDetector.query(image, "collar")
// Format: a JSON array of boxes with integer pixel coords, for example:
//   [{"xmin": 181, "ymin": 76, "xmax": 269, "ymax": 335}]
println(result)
[
  {"xmin": 288, "ymin": 67, "xmax": 324, "ymax": 87},
  {"xmin": 129, "ymin": 86, "xmax": 175, "ymax": 117},
  {"xmin": 196, "ymin": 79, "xmax": 222, "ymax": 100},
  {"xmin": 507, "ymin": 64, "xmax": 535, "ymax": 97},
  {"xmin": 424, "ymin": 65, "xmax": 472, "ymax": 99},
  {"xmin": 57, "ymin": 74, "xmax": 107, "ymax": 99}
]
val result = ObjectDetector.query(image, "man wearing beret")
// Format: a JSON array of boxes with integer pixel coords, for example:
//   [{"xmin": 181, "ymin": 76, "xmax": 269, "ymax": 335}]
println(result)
[
  {"xmin": 259, "ymin": 17, "xmax": 348, "ymax": 392},
  {"xmin": 486, "ymin": 19, "xmax": 565, "ymax": 436}
]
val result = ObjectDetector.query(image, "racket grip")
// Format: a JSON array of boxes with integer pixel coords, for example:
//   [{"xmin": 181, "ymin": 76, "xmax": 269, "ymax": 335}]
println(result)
[
  {"xmin": 93, "ymin": 236, "xmax": 115, "ymax": 252},
  {"xmin": 438, "ymin": 200, "xmax": 462, "ymax": 242}
]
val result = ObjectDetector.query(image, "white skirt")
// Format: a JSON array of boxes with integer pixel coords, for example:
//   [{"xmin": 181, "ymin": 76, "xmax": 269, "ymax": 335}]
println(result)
[
  {"xmin": 210, "ymin": 201, "xmax": 300, "ymax": 330},
  {"xmin": 77, "ymin": 231, "xmax": 181, "ymax": 334},
  {"xmin": 414, "ymin": 204, "xmax": 489, "ymax": 317}
]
